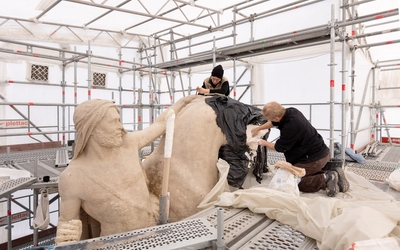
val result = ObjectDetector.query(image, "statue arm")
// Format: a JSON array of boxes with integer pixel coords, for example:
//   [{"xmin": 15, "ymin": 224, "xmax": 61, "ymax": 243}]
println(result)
[
  {"xmin": 55, "ymin": 179, "xmax": 83, "ymax": 245},
  {"xmin": 137, "ymin": 95, "xmax": 198, "ymax": 148}
]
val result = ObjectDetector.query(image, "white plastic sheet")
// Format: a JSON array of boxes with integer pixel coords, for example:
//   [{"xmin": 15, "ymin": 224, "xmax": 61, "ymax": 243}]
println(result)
[
  {"xmin": 386, "ymin": 168, "xmax": 400, "ymax": 191},
  {"xmin": 199, "ymin": 163, "xmax": 400, "ymax": 250}
]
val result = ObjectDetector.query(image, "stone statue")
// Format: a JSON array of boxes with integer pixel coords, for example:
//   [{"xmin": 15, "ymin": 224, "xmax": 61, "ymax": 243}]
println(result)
[
  {"xmin": 55, "ymin": 94, "xmax": 266, "ymax": 245},
  {"xmin": 143, "ymin": 96, "xmax": 227, "ymax": 222},
  {"xmin": 55, "ymin": 95, "xmax": 197, "ymax": 245}
]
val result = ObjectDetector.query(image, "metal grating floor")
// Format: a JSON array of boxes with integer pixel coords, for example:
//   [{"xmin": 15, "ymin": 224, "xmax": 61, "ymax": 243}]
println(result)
[
  {"xmin": 346, "ymin": 160, "xmax": 399, "ymax": 182},
  {"xmin": 0, "ymin": 177, "xmax": 37, "ymax": 199},
  {"xmin": 189, "ymin": 207, "xmax": 318, "ymax": 250},
  {"xmin": 53, "ymin": 207, "xmax": 317, "ymax": 250},
  {"xmin": 0, "ymin": 148, "xmax": 60, "ymax": 164},
  {"xmin": 55, "ymin": 218, "xmax": 217, "ymax": 250},
  {"xmin": 378, "ymin": 145, "xmax": 400, "ymax": 163},
  {"xmin": 235, "ymin": 222, "xmax": 317, "ymax": 250}
]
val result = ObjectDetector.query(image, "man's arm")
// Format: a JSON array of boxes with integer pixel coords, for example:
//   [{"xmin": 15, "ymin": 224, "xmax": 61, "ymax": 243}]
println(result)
[
  {"xmin": 258, "ymin": 140, "xmax": 276, "ymax": 151},
  {"xmin": 252, "ymin": 120, "xmax": 273, "ymax": 137}
]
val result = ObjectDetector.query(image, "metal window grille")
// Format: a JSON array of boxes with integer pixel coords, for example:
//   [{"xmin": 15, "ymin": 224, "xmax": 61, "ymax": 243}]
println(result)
[
  {"xmin": 92, "ymin": 72, "xmax": 106, "ymax": 87},
  {"xmin": 30, "ymin": 64, "xmax": 49, "ymax": 81}
]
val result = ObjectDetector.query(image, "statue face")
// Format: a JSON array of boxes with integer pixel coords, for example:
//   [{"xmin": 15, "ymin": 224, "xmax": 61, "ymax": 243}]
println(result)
[{"xmin": 92, "ymin": 107, "xmax": 124, "ymax": 147}]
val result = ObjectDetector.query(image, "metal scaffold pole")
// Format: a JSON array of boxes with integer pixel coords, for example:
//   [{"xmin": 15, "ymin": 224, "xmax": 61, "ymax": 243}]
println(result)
[
  {"xmin": 349, "ymin": 1, "xmax": 356, "ymax": 150},
  {"xmin": 73, "ymin": 47, "xmax": 78, "ymax": 105},
  {"xmin": 329, "ymin": 4, "xmax": 336, "ymax": 157},
  {"xmin": 118, "ymin": 50, "xmax": 123, "ymax": 105},
  {"xmin": 233, "ymin": 59, "xmax": 237, "ymax": 100},
  {"xmin": 341, "ymin": 0, "xmax": 349, "ymax": 160},
  {"xmin": 133, "ymin": 60, "xmax": 137, "ymax": 131},
  {"xmin": 61, "ymin": 64, "xmax": 67, "ymax": 147},
  {"xmin": 87, "ymin": 41, "xmax": 92, "ymax": 100}
]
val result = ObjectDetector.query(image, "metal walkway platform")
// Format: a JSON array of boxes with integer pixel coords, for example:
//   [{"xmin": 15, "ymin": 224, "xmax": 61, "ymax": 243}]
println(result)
[
  {"xmin": 55, "ymin": 217, "xmax": 217, "ymax": 250},
  {"xmin": 53, "ymin": 207, "xmax": 317, "ymax": 250},
  {"xmin": 0, "ymin": 177, "xmax": 38, "ymax": 199},
  {"xmin": 188, "ymin": 207, "xmax": 318, "ymax": 250}
]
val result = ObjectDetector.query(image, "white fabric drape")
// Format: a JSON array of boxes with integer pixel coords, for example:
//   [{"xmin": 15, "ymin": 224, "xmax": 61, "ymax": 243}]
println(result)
[{"xmin": 199, "ymin": 162, "xmax": 400, "ymax": 250}]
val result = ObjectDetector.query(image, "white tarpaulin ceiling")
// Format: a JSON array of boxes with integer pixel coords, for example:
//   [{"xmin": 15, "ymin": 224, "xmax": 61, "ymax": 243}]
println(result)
[{"xmin": 0, "ymin": 0, "xmax": 398, "ymax": 66}]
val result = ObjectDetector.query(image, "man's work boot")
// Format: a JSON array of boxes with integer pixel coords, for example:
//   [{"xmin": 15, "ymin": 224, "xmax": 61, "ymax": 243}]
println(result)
[
  {"xmin": 325, "ymin": 171, "xmax": 339, "ymax": 197},
  {"xmin": 333, "ymin": 167, "xmax": 350, "ymax": 193}
]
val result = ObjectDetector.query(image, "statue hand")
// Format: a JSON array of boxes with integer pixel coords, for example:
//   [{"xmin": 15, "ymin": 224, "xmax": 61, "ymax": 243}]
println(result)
[{"xmin": 55, "ymin": 219, "xmax": 82, "ymax": 245}]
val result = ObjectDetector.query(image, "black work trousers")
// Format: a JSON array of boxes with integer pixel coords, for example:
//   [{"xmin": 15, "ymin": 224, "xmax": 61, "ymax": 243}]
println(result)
[{"xmin": 296, "ymin": 153, "xmax": 331, "ymax": 193}]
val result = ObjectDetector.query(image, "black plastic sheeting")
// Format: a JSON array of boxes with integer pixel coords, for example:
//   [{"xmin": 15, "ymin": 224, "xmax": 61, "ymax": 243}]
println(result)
[{"xmin": 205, "ymin": 95, "xmax": 270, "ymax": 188}]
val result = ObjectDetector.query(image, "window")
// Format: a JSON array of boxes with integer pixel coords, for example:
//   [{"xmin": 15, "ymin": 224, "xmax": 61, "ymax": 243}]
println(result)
[
  {"xmin": 29, "ymin": 64, "xmax": 49, "ymax": 81},
  {"xmin": 92, "ymin": 72, "xmax": 107, "ymax": 87}
]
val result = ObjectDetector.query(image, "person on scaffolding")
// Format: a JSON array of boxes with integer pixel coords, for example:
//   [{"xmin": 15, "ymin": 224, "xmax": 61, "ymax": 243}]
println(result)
[
  {"xmin": 252, "ymin": 101, "xmax": 349, "ymax": 197},
  {"xmin": 196, "ymin": 64, "xmax": 230, "ymax": 96}
]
